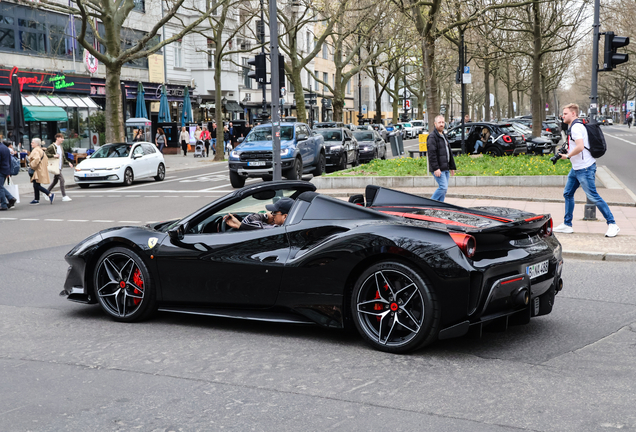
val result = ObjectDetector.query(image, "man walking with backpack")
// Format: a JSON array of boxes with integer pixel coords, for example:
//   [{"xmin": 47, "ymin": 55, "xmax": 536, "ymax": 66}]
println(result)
[{"xmin": 554, "ymin": 103, "xmax": 620, "ymax": 237}]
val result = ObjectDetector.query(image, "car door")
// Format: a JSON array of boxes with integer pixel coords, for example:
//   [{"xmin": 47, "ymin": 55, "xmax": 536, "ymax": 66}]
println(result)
[
  {"xmin": 154, "ymin": 191, "xmax": 299, "ymax": 307},
  {"xmin": 141, "ymin": 143, "xmax": 159, "ymax": 177},
  {"xmin": 343, "ymin": 129, "xmax": 354, "ymax": 163},
  {"xmin": 375, "ymin": 132, "xmax": 385, "ymax": 157},
  {"xmin": 296, "ymin": 124, "xmax": 314, "ymax": 166},
  {"xmin": 130, "ymin": 144, "xmax": 150, "ymax": 177}
]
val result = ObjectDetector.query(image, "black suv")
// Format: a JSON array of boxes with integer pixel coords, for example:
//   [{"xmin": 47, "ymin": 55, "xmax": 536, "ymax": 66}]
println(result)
[
  {"xmin": 314, "ymin": 128, "xmax": 359, "ymax": 172},
  {"xmin": 446, "ymin": 122, "xmax": 527, "ymax": 156}
]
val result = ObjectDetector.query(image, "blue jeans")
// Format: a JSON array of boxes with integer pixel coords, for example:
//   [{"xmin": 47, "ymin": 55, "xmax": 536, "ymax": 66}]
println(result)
[
  {"xmin": 474, "ymin": 140, "xmax": 484, "ymax": 153},
  {"xmin": 0, "ymin": 173, "xmax": 15, "ymax": 208},
  {"xmin": 431, "ymin": 170, "xmax": 450, "ymax": 201},
  {"xmin": 563, "ymin": 163, "xmax": 615, "ymax": 226}
]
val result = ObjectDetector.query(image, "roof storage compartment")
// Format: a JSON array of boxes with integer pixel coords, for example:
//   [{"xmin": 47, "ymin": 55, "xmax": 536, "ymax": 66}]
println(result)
[{"xmin": 303, "ymin": 195, "xmax": 395, "ymax": 221}]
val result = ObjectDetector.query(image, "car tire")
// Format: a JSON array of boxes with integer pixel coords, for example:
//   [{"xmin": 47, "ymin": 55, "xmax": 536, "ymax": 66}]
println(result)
[
  {"xmin": 93, "ymin": 246, "xmax": 156, "ymax": 323},
  {"xmin": 337, "ymin": 153, "xmax": 347, "ymax": 171},
  {"xmin": 262, "ymin": 174, "xmax": 273, "ymax": 182},
  {"xmin": 123, "ymin": 167, "xmax": 134, "ymax": 186},
  {"xmin": 312, "ymin": 152, "xmax": 326, "ymax": 177},
  {"xmin": 286, "ymin": 157, "xmax": 302, "ymax": 180},
  {"xmin": 351, "ymin": 151, "xmax": 360, "ymax": 167},
  {"xmin": 486, "ymin": 147, "xmax": 502, "ymax": 157},
  {"xmin": 229, "ymin": 170, "xmax": 246, "ymax": 188},
  {"xmin": 351, "ymin": 261, "xmax": 440, "ymax": 353},
  {"xmin": 78, "ymin": 183, "xmax": 90, "ymax": 189},
  {"xmin": 154, "ymin": 163, "xmax": 165, "ymax": 181}
]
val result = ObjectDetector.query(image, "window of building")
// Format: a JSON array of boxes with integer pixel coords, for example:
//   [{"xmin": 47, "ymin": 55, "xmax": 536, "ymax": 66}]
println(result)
[
  {"xmin": 314, "ymin": 72, "xmax": 319, "ymax": 91},
  {"xmin": 306, "ymin": 32, "xmax": 311, "ymax": 52},
  {"xmin": 346, "ymin": 79, "xmax": 351, "ymax": 95},
  {"xmin": 206, "ymin": 0, "xmax": 218, "ymax": 15},
  {"xmin": 323, "ymin": 72, "xmax": 328, "ymax": 92},
  {"xmin": 207, "ymin": 39, "xmax": 215, "ymax": 68},
  {"xmin": 133, "ymin": 0, "xmax": 145, "ymax": 12},
  {"xmin": 174, "ymin": 39, "xmax": 183, "ymax": 67},
  {"xmin": 307, "ymin": 70, "xmax": 312, "ymax": 90},
  {"xmin": 242, "ymin": 57, "xmax": 252, "ymax": 89},
  {"xmin": 322, "ymin": 42, "xmax": 328, "ymax": 59}
]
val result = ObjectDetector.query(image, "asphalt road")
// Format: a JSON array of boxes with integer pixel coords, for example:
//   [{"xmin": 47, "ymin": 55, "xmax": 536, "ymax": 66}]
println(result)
[
  {"xmin": 598, "ymin": 125, "xmax": 636, "ymax": 193},
  {"xmin": 2, "ymin": 167, "xmax": 636, "ymax": 431}
]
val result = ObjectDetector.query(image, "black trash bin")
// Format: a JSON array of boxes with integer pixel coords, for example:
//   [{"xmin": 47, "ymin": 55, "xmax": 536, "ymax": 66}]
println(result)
[
  {"xmin": 396, "ymin": 133, "xmax": 404, "ymax": 155},
  {"xmin": 389, "ymin": 133, "xmax": 399, "ymax": 157}
]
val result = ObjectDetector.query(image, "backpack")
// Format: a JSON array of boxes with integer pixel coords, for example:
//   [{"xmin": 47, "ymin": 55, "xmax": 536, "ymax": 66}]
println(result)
[
  {"xmin": 10, "ymin": 155, "xmax": 20, "ymax": 176},
  {"xmin": 568, "ymin": 119, "xmax": 606, "ymax": 159}
]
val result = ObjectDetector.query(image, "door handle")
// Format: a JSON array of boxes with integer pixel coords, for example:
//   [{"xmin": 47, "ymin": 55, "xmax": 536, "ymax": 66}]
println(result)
[{"xmin": 261, "ymin": 256, "xmax": 278, "ymax": 262}]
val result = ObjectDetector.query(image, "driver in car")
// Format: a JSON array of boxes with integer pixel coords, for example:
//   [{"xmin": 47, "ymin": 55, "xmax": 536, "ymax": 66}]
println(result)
[{"xmin": 224, "ymin": 197, "xmax": 294, "ymax": 230}]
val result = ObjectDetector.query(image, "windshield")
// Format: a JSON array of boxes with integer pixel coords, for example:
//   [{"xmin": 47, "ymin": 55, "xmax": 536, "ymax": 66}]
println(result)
[
  {"xmin": 246, "ymin": 126, "xmax": 294, "ymax": 142},
  {"xmin": 91, "ymin": 144, "xmax": 132, "ymax": 158},
  {"xmin": 402, "ymin": 123, "xmax": 412, "ymax": 127},
  {"xmin": 354, "ymin": 131, "xmax": 374, "ymax": 141},
  {"xmin": 318, "ymin": 130, "xmax": 342, "ymax": 141},
  {"xmin": 411, "ymin": 121, "xmax": 423, "ymax": 126},
  {"xmin": 498, "ymin": 125, "xmax": 518, "ymax": 134}
]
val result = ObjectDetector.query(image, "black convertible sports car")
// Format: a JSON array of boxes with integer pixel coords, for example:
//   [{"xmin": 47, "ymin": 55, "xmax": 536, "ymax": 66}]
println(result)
[{"xmin": 62, "ymin": 181, "xmax": 564, "ymax": 353}]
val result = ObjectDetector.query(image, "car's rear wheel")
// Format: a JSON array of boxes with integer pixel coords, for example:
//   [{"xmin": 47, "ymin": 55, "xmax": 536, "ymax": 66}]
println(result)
[
  {"xmin": 154, "ymin": 163, "xmax": 165, "ymax": 181},
  {"xmin": 286, "ymin": 157, "xmax": 302, "ymax": 180},
  {"xmin": 78, "ymin": 183, "xmax": 90, "ymax": 189},
  {"xmin": 229, "ymin": 170, "xmax": 246, "ymax": 188},
  {"xmin": 486, "ymin": 147, "xmax": 502, "ymax": 157},
  {"xmin": 94, "ymin": 247, "xmax": 156, "ymax": 322},
  {"xmin": 351, "ymin": 261, "xmax": 439, "ymax": 353},
  {"xmin": 123, "ymin": 167, "xmax": 134, "ymax": 186},
  {"xmin": 312, "ymin": 152, "xmax": 326, "ymax": 176},
  {"xmin": 337, "ymin": 153, "xmax": 347, "ymax": 171}
]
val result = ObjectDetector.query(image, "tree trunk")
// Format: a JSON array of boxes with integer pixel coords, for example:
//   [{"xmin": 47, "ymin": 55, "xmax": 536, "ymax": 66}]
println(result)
[
  {"xmin": 291, "ymin": 66, "xmax": 306, "ymax": 123},
  {"xmin": 104, "ymin": 65, "xmax": 125, "ymax": 143},
  {"xmin": 421, "ymin": 34, "xmax": 439, "ymax": 124},
  {"xmin": 531, "ymin": 0, "xmax": 543, "ymax": 137},
  {"xmin": 373, "ymin": 65, "xmax": 382, "ymax": 123},
  {"xmin": 507, "ymin": 63, "xmax": 514, "ymax": 118},
  {"xmin": 494, "ymin": 73, "xmax": 501, "ymax": 121},
  {"xmin": 484, "ymin": 59, "xmax": 490, "ymax": 122}
]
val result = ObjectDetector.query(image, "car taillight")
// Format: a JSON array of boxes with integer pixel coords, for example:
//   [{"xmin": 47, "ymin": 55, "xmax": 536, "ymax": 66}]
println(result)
[
  {"xmin": 546, "ymin": 128, "xmax": 552, "ymax": 133},
  {"xmin": 502, "ymin": 135, "xmax": 512, "ymax": 143},
  {"xmin": 541, "ymin": 218, "xmax": 553, "ymax": 237},
  {"xmin": 450, "ymin": 233, "xmax": 476, "ymax": 258}
]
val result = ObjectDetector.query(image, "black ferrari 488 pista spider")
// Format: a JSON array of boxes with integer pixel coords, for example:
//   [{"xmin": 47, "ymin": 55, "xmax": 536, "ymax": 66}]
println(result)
[{"xmin": 62, "ymin": 181, "xmax": 564, "ymax": 353}]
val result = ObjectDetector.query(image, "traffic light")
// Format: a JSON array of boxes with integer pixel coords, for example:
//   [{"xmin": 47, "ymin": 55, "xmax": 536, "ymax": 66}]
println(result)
[
  {"xmin": 603, "ymin": 31, "xmax": 630, "ymax": 71},
  {"xmin": 278, "ymin": 54, "xmax": 286, "ymax": 89},
  {"xmin": 455, "ymin": 67, "xmax": 461, "ymax": 84},
  {"xmin": 247, "ymin": 53, "xmax": 266, "ymax": 84}
]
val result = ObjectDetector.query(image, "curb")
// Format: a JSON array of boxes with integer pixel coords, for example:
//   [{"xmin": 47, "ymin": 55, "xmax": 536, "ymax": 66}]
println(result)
[
  {"xmin": 562, "ymin": 251, "xmax": 636, "ymax": 262},
  {"xmin": 318, "ymin": 190, "xmax": 636, "ymax": 208},
  {"xmin": 313, "ymin": 175, "xmax": 570, "ymax": 189}
]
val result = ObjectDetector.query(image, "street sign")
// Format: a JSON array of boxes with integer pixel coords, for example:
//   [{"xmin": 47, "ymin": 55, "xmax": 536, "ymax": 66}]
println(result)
[
  {"xmin": 464, "ymin": 66, "xmax": 470, "ymax": 73},
  {"xmin": 361, "ymin": 104, "xmax": 367, "ymax": 114},
  {"xmin": 627, "ymin": 100, "xmax": 635, "ymax": 110},
  {"xmin": 404, "ymin": 100, "xmax": 411, "ymax": 110},
  {"xmin": 462, "ymin": 73, "xmax": 471, "ymax": 84}
]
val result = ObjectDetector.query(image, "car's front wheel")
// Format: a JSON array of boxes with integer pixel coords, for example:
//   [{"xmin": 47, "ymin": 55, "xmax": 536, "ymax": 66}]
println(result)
[
  {"xmin": 286, "ymin": 157, "xmax": 302, "ymax": 180},
  {"xmin": 154, "ymin": 163, "xmax": 165, "ymax": 181},
  {"xmin": 93, "ymin": 246, "xmax": 156, "ymax": 322},
  {"xmin": 351, "ymin": 261, "xmax": 440, "ymax": 353},
  {"xmin": 486, "ymin": 147, "xmax": 503, "ymax": 157},
  {"xmin": 312, "ymin": 152, "xmax": 326, "ymax": 176},
  {"xmin": 123, "ymin": 167, "xmax": 134, "ymax": 186},
  {"xmin": 229, "ymin": 170, "xmax": 246, "ymax": 188}
]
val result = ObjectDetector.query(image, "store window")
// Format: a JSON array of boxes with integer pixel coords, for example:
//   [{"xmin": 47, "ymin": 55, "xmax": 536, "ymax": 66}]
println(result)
[
  {"xmin": 207, "ymin": 39, "xmax": 215, "ymax": 69},
  {"xmin": 174, "ymin": 39, "xmax": 183, "ymax": 67}
]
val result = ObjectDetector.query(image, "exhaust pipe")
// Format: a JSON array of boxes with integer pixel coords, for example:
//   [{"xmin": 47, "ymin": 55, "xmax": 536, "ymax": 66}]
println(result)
[
  {"xmin": 512, "ymin": 288, "xmax": 530, "ymax": 307},
  {"xmin": 556, "ymin": 278, "xmax": 563, "ymax": 293}
]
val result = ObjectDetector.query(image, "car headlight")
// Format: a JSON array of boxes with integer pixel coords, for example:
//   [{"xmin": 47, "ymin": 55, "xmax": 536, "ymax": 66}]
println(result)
[
  {"xmin": 230, "ymin": 150, "xmax": 240, "ymax": 160},
  {"xmin": 107, "ymin": 166, "xmax": 122, "ymax": 171},
  {"xmin": 280, "ymin": 148, "xmax": 292, "ymax": 157},
  {"xmin": 363, "ymin": 146, "xmax": 371, "ymax": 151},
  {"xmin": 330, "ymin": 145, "xmax": 342, "ymax": 152}
]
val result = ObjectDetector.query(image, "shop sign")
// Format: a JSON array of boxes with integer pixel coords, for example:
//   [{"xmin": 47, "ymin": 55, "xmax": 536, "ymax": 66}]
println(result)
[
  {"xmin": 154, "ymin": 86, "xmax": 186, "ymax": 98},
  {"xmin": 0, "ymin": 66, "xmax": 91, "ymax": 94},
  {"xmin": 84, "ymin": 50, "xmax": 99, "ymax": 74}
]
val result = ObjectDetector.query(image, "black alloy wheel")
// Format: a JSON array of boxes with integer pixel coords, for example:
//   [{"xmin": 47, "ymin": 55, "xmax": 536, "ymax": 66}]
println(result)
[
  {"xmin": 154, "ymin": 163, "xmax": 165, "ymax": 181},
  {"xmin": 486, "ymin": 147, "xmax": 503, "ymax": 157},
  {"xmin": 312, "ymin": 152, "xmax": 326, "ymax": 176},
  {"xmin": 123, "ymin": 167, "xmax": 134, "ymax": 186},
  {"xmin": 230, "ymin": 170, "xmax": 246, "ymax": 188},
  {"xmin": 94, "ymin": 247, "xmax": 156, "ymax": 322},
  {"xmin": 351, "ymin": 261, "xmax": 439, "ymax": 353},
  {"xmin": 286, "ymin": 157, "xmax": 302, "ymax": 180}
]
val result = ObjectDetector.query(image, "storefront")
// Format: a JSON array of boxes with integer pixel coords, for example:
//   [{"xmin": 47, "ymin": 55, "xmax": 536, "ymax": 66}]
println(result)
[{"xmin": 0, "ymin": 66, "xmax": 99, "ymax": 148}]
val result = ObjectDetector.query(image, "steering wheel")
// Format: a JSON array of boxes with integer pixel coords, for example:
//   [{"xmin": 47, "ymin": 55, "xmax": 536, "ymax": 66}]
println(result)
[{"xmin": 220, "ymin": 217, "xmax": 236, "ymax": 233}]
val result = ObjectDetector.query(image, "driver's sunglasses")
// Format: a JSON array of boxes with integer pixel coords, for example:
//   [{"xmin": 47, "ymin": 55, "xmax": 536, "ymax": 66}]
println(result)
[{"xmin": 272, "ymin": 212, "xmax": 283, "ymax": 216}]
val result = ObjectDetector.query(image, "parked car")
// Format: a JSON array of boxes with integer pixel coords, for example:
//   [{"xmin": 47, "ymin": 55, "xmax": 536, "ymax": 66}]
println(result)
[
  {"xmin": 61, "ymin": 181, "xmax": 563, "ymax": 353},
  {"xmin": 446, "ymin": 122, "xmax": 527, "ymax": 156},
  {"xmin": 315, "ymin": 127, "xmax": 359, "ymax": 172},
  {"xmin": 599, "ymin": 116, "xmax": 614, "ymax": 126},
  {"xmin": 507, "ymin": 119, "xmax": 561, "ymax": 145},
  {"xmin": 506, "ymin": 122, "xmax": 556, "ymax": 155},
  {"xmin": 398, "ymin": 122, "xmax": 417, "ymax": 139},
  {"xmin": 313, "ymin": 121, "xmax": 345, "ymax": 129},
  {"xmin": 410, "ymin": 120, "xmax": 426, "ymax": 136},
  {"xmin": 73, "ymin": 142, "xmax": 165, "ymax": 188},
  {"xmin": 228, "ymin": 122, "xmax": 325, "ymax": 188},
  {"xmin": 371, "ymin": 123, "xmax": 390, "ymax": 142},
  {"xmin": 353, "ymin": 130, "xmax": 387, "ymax": 162}
]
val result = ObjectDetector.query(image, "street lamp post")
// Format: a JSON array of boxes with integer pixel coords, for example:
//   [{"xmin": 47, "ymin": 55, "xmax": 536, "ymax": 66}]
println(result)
[
  {"xmin": 259, "ymin": 0, "xmax": 267, "ymax": 121},
  {"xmin": 402, "ymin": 65, "xmax": 408, "ymax": 122},
  {"xmin": 357, "ymin": 35, "xmax": 363, "ymax": 125}
]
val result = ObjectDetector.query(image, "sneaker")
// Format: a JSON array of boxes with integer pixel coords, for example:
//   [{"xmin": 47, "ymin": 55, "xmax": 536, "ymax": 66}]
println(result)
[
  {"xmin": 7, "ymin": 198, "xmax": 16, "ymax": 209},
  {"xmin": 0, "ymin": 207, "xmax": 7, "ymax": 211},
  {"xmin": 29, "ymin": 200, "xmax": 40, "ymax": 205},
  {"xmin": 553, "ymin": 223, "xmax": 574, "ymax": 234},
  {"xmin": 49, "ymin": 193, "xmax": 55, "ymax": 204},
  {"xmin": 605, "ymin": 224, "xmax": 620, "ymax": 237},
  {"xmin": 62, "ymin": 196, "xmax": 72, "ymax": 202}
]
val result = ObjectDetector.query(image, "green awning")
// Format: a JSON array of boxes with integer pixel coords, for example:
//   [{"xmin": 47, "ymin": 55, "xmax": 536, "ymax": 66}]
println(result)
[{"xmin": 23, "ymin": 106, "xmax": 68, "ymax": 122}]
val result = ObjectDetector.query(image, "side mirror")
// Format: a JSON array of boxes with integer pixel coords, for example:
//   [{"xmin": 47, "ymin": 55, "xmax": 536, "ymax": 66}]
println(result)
[
  {"xmin": 344, "ymin": 136, "xmax": 352, "ymax": 141},
  {"xmin": 168, "ymin": 224, "xmax": 185, "ymax": 243},
  {"xmin": 237, "ymin": 137, "xmax": 244, "ymax": 144}
]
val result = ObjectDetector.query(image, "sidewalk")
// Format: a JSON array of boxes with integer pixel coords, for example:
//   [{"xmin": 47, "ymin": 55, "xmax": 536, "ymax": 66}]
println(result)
[{"xmin": 316, "ymin": 186, "xmax": 636, "ymax": 261}]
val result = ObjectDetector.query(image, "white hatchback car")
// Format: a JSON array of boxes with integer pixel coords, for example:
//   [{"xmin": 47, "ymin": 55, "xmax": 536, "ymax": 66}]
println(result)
[{"xmin": 73, "ymin": 142, "xmax": 165, "ymax": 188}]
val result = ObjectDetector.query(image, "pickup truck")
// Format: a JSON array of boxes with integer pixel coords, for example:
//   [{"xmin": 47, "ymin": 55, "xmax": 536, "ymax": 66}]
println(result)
[{"xmin": 228, "ymin": 122, "xmax": 326, "ymax": 188}]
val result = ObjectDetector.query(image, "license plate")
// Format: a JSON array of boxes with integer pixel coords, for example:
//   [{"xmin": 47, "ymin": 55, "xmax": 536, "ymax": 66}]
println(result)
[
  {"xmin": 83, "ymin": 172, "xmax": 101, "ymax": 177},
  {"xmin": 248, "ymin": 161, "xmax": 266, "ymax": 167},
  {"xmin": 543, "ymin": 149, "xmax": 552, "ymax": 153},
  {"xmin": 527, "ymin": 260, "xmax": 549, "ymax": 279}
]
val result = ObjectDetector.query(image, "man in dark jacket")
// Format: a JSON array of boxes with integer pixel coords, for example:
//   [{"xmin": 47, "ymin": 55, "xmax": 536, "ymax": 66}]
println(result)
[
  {"xmin": 0, "ymin": 140, "xmax": 17, "ymax": 210},
  {"xmin": 427, "ymin": 115, "xmax": 456, "ymax": 202}
]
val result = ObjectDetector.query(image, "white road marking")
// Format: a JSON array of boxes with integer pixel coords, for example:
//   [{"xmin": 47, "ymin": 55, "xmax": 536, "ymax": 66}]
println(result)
[
  {"xmin": 20, "ymin": 218, "xmax": 39, "ymax": 221},
  {"xmin": 603, "ymin": 132, "xmax": 636, "ymax": 146},
  {"xmin": 0, "ymin": 217, "xmax": 18, "ymax": 220},
  {"xmin": 144, "ymin": 196, "xmax": 160, "ymax": 198},
  {"xmin": 44, "ymin": 219, "xmax": 64, "ymax": 221},
  {"xmin": 93, "ymin": 220, "xmax": 114, "ymax": 223},
  {"xmin": 68, "ymin": 219, "xmax": 89, "ymax": 222},
  {"xmin": 107, "ymin": 195, "xmax": 121, "ymax": 197},
  {"xmin": 126, "ymin": 195, "xmax": 141, "ymax": 197},
  {"xmin": 183, "ymin": 196, "xmax": 201, "ymax": 198}
]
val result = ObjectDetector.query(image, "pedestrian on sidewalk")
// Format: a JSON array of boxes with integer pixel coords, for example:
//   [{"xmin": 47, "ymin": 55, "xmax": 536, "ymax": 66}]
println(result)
[
  {"xmin": 155, "ymin": 128, "xmax": 166, "ymax": 153},
  {"xmin": 427, "ymin": 115, "xmax": 456, "ymax": 202},
  {"xmin": 627, "ymin": 111, "xmax": 632, "ymax": 128},
  {"xmin": 179, "ymin": 127, "xmax": 189, "ymax": 156},
  {"xmin": 45, "ymin": 133, "xmax": 73, "ymax": 202},
  {"xmin": 194, "ymin": 125, "xmax": 202, "ymax": 142},
  {"xmin": 28, "ymin": 138, "xmax": 54, "ymax": 205},
  {"xmin": 223, "ymin": 126, "xmax": 232, "ymax": 155},
  {"xmin": 553, "ymin": 103, "xmax": 620, "ymax": 237},
  {"xmin": 200, "ymin": 126, "xmax": 212, "ymax": 157},
  {"xmin": 0, "ymin": 140, "xmax": 17, "ymax": 211}
]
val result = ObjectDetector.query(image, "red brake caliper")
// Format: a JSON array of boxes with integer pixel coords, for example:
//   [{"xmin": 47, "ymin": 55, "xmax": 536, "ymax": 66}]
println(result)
[
  {"xmin": 132, "ymin": 268, "xmax": 143, "ymax": 305},
  {"xmin": 374, "ymin": 290, "xmax": 382, "ymax": 322}
]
